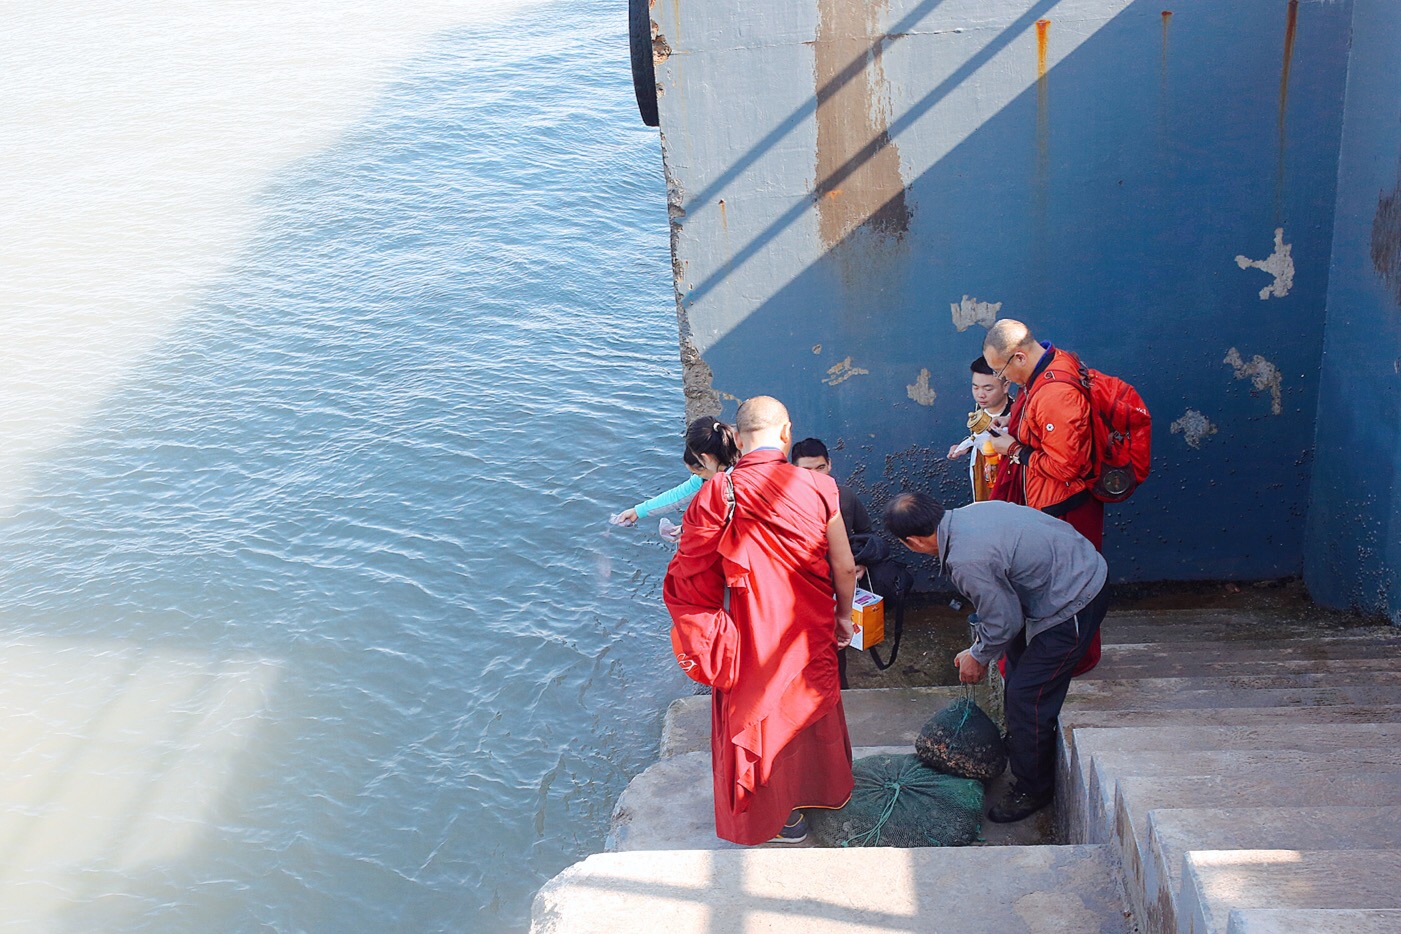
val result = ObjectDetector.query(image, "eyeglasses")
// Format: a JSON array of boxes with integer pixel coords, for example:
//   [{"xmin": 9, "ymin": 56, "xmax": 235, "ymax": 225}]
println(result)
[{"xmin": 991, "ymin": 352, "xmax": 1022, "ymax": 381}]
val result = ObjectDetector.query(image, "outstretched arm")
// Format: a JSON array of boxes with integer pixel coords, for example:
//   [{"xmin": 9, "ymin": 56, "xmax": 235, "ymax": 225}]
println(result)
[{"xmin": 632, "ymin": 473, "xmax": 704, "ymax": 519}]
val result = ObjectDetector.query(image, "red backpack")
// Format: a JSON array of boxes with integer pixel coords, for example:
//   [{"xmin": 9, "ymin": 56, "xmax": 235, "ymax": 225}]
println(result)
[{"xmin": 1060, "ymin": 351, "xmax": 1152, "ymax": 503}]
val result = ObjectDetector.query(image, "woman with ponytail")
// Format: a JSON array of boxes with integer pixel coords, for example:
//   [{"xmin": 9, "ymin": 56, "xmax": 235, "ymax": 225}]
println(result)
[{"xmin": 613, "ymin": 417, "xmax": 739, "ymax": 527}]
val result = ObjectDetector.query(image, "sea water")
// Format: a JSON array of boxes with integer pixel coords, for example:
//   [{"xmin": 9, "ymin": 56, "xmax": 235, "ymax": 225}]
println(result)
[{"xmin": 0, "ymin": 2, "xmax": 685, "ymax": 929}]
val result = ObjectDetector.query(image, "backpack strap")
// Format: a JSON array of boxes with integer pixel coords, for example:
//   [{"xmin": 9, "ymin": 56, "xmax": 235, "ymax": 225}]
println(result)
[{"xmin": 1040, "ymin": 349, "xmax": 1100, "ymax": 483}]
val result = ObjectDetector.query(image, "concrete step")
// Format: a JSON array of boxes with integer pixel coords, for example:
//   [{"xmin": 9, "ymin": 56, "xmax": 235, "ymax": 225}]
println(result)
[
  {"xmin": 1095, "ymin": 634, "xmax": 1401, "ymax": 664},
  {"xmin": 1062, "ymin": 677, "xmax": 1401, "ymax": 711},
  {"xmin": 1059, "ymin": 723, "xmax": 1401, "ymax": 822},
  {"xmin": 530, "ymin": 844, "xmax": 1131, "ymax": 934},
  {"xmin": 1091, "ymin": 773, "xmax": 1401, "ymax": 932},
  {"xmin": 1079, "ymin": 656, "xmax": 1401, "ymax": 681},
  {"xmin": 1134, "ymin": 807, "xmax": 1401, "ymax": 934},
  {"xmin": 1100, "ymin": 624, "xmax": 1383, "ymax": 647},
  {"xmin": 610, "ymin": 745, "xmax": 1049, "ymax": 852},
  {"xmin": 1093, "ymin": 771, "xmax": 1401, "ymax": 850},
  {"xmin": 1077, "ymin": 748, "xmax": 1401, "ymax": 845},
  {"xmin": 1071, "ymin": 670, "xmax": 1401, "ymax": 692},
  {"xmin": 1100, "ymin": 612, "xmax": 1383, "ymax": 645},
  {"xmin": 1066, "ymin": 721, "xmax": 1401, "ymax": 757},
  {"xmin": 608, "ymin": 746, "xmax": 907, "ymax": 852},
  {"xmin": 659, "ymin": 685, "xmax": 999, "ymax": 758},
  {"xmin": 1181, "ymin": 849, "xmax": 1401, "ymax": 934},
  {"xmin": 1225, "ymin": 908, "xmax": 1401, "ymax": 933},
  {"xmin": 1060, "ymin": 704, "xmax": 1401, "ymax": 731}
]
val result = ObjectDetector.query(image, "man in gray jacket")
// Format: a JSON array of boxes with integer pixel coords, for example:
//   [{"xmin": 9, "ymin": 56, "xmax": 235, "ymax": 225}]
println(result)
[{"xmin": 885, "ymin": 493, "xmax": 1109, "ymax": 822}]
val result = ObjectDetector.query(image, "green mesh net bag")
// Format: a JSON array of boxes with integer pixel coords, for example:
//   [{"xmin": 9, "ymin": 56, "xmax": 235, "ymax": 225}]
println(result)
[
  {"xmin": 808, "ymin": 754, "xmax": 984, "ymax": 848},
  {"xmin": 915, "ymin": 697, "xmax": 1008, "ymax": 783}
]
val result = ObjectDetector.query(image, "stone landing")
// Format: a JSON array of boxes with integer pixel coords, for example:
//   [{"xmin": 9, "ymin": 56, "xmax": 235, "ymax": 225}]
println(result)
[{"xmin": 533, "ymin": 610, "xmax": 1401, "ymax": 934}]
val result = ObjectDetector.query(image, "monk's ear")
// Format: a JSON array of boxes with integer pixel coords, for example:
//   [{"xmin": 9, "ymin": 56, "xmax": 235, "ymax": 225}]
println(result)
[{"xmin": 780, "ymin": 421, "xmax": 792, "ymax": 444}]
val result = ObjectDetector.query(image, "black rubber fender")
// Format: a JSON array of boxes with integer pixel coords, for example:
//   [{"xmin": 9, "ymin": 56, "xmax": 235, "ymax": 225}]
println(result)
[{"xmin": 629, "ymin": 0, "xmax": 659, "ymax": 127}]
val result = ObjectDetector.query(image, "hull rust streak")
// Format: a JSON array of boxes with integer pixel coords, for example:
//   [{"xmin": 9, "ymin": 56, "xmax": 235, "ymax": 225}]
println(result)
[{"xmin": 814, "ymin": 0, "xmax": 909, "ymax": 247}]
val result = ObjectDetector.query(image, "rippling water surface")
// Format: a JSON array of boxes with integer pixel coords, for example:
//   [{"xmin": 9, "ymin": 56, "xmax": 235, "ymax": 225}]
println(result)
[{"xmin": 0, "ymin": 3, "xmax": 685, "ymax": 930}]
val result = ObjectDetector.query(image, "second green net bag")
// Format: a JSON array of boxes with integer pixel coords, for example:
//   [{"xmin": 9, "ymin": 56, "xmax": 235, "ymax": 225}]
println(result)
[{"xmin": 808, "ymin": 753, "xmax": 984, "ymax": 848}]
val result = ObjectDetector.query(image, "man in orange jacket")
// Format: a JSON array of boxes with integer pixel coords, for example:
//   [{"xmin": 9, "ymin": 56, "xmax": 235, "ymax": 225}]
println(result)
[{"xmin": 982, "ymin": 318, "xmax": 1102, "ymax": 673}]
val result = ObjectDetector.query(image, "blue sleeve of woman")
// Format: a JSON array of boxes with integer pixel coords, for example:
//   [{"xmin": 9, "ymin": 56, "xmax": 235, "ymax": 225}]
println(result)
[{"xmin": 634, "ymin": 474, "xmax": 704, "ymax": 518}]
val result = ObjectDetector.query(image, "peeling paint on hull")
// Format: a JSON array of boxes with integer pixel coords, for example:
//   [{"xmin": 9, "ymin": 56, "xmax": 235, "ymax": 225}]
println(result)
[
  {"xmin": 1170, "ymin": 409, "xmax": 1218, "ymax": 449},
  {"xmin": 1224, "ymin": 347, "xmax": 1284, "ymax": 416},
  {"xmin": 823, "ymin": 356, "xmax": 870, "ymax": 386},
  {"xmin": 907, "ymin": 368, "xmax": 936, "ymax": 406},
  {"xmin": 950, "ymin": 295, "xmax": 1002, "ymax": 332},
  {"xmin": 1235, "ymin": 228, "xmax": 1295, "ymax": 300}
]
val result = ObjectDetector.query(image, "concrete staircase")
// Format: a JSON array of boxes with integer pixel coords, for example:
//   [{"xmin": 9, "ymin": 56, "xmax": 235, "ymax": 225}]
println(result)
[
  {"xmin": 1060, "ymin": 610, "xmax": 1401, "ymax": 934},
  {"xmin": 531, "ymin": 610, "xmax": 1401, "ymax": 933}
]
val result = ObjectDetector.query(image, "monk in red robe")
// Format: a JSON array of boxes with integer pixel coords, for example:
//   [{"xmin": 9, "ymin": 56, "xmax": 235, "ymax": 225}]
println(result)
[{"xmin": 663, "ymin": 396, "xmax": 857, "ymax": 845}]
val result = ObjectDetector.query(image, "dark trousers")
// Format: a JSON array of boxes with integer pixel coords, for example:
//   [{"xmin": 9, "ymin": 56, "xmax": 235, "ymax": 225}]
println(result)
[
  {"xmin": 1003, "ymin": 585, "xmax": 1109, "ymax": 797},
  {"xmin": 1056, "ymin": 495, "xmax": 1104, "ymax": 676}
]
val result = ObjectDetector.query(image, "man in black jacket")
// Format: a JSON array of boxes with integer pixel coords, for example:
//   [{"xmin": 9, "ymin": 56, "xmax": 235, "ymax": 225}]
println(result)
[
  {"xmin": 791, "ymin": 437, "xmax": 871, "ymax": 542},
  {"xmin": 793, "ymin": 438, "xmax": 911, "ymax": 687}
]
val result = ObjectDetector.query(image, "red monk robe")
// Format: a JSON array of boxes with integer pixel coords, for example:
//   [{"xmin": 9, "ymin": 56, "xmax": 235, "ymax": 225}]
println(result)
[{"xmin": 663, "ymin": 448, "xmax": 854, "ymax": 845}]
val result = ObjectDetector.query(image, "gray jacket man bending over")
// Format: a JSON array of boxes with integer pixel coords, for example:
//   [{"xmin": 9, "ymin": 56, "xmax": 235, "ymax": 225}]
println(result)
[{"xmin": 886, "ymin": 494, "xmax": 1108, "ymax": 823}]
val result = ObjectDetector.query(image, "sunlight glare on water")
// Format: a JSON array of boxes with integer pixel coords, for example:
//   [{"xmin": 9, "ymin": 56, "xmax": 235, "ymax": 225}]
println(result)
[{"xmin": 0, "ymin": 1, "xmax": 688, "ymax": 930}]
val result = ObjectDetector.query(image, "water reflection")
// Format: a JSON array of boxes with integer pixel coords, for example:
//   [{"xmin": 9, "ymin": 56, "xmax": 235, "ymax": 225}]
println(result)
[
  {"xmin": 0, "ymin": 638, "xmax": 280, "ymax": 921},
  {"xmin": 0, "ymin": 1, "xmax": 679, "ymax": 930}
]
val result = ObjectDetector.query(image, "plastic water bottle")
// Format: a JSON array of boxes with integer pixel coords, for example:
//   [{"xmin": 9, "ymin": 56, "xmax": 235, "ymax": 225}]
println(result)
[{"xmin": 980, "ymin": 438, "xmax": 1001, "ymax": 484}]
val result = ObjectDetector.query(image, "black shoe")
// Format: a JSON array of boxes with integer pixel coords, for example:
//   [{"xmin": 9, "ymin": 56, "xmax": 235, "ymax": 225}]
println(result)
[
  {"xmin": 769, "ymin": 812, "xmax": 809, "ymax": 844},
  {"xmin": 987, "ymin": 785, "xmax": 1054, "ymax": 823}
]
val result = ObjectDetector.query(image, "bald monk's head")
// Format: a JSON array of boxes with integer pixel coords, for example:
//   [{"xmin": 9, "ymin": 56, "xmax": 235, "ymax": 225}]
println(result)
[{"xmin": 735, "ymin": 395, "xmax": 793, "ymax": 455}]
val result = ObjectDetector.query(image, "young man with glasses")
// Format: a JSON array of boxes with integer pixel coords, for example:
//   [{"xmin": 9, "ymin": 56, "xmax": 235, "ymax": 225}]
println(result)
[{"xmin": 947, "ymin": 356, "xmax": 1016, "ymax": 503}]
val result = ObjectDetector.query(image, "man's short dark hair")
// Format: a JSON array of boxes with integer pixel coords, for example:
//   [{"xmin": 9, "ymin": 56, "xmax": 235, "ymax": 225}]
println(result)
[
  {"xmin": 790, "ymin": 437, "xmax": 830, "ymax": 464},
  {"xmin": 884, "ymin": 492, "xmax": 946, "ymax": 539},
  {"xmin": 970, "ymin": 355, "xmax": 994, "ymax": 376}
]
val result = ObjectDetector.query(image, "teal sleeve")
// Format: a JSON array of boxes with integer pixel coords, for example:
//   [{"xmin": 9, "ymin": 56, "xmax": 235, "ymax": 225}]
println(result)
[{"xmin": 634, "ymin": 474, "xmax": 703, "ymax": 518}]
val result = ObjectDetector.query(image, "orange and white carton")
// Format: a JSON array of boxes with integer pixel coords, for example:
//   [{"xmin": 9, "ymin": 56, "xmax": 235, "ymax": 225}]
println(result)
[{"xmin": 849, "ymin": 587, "xmax": 885, "ymax": 650}]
